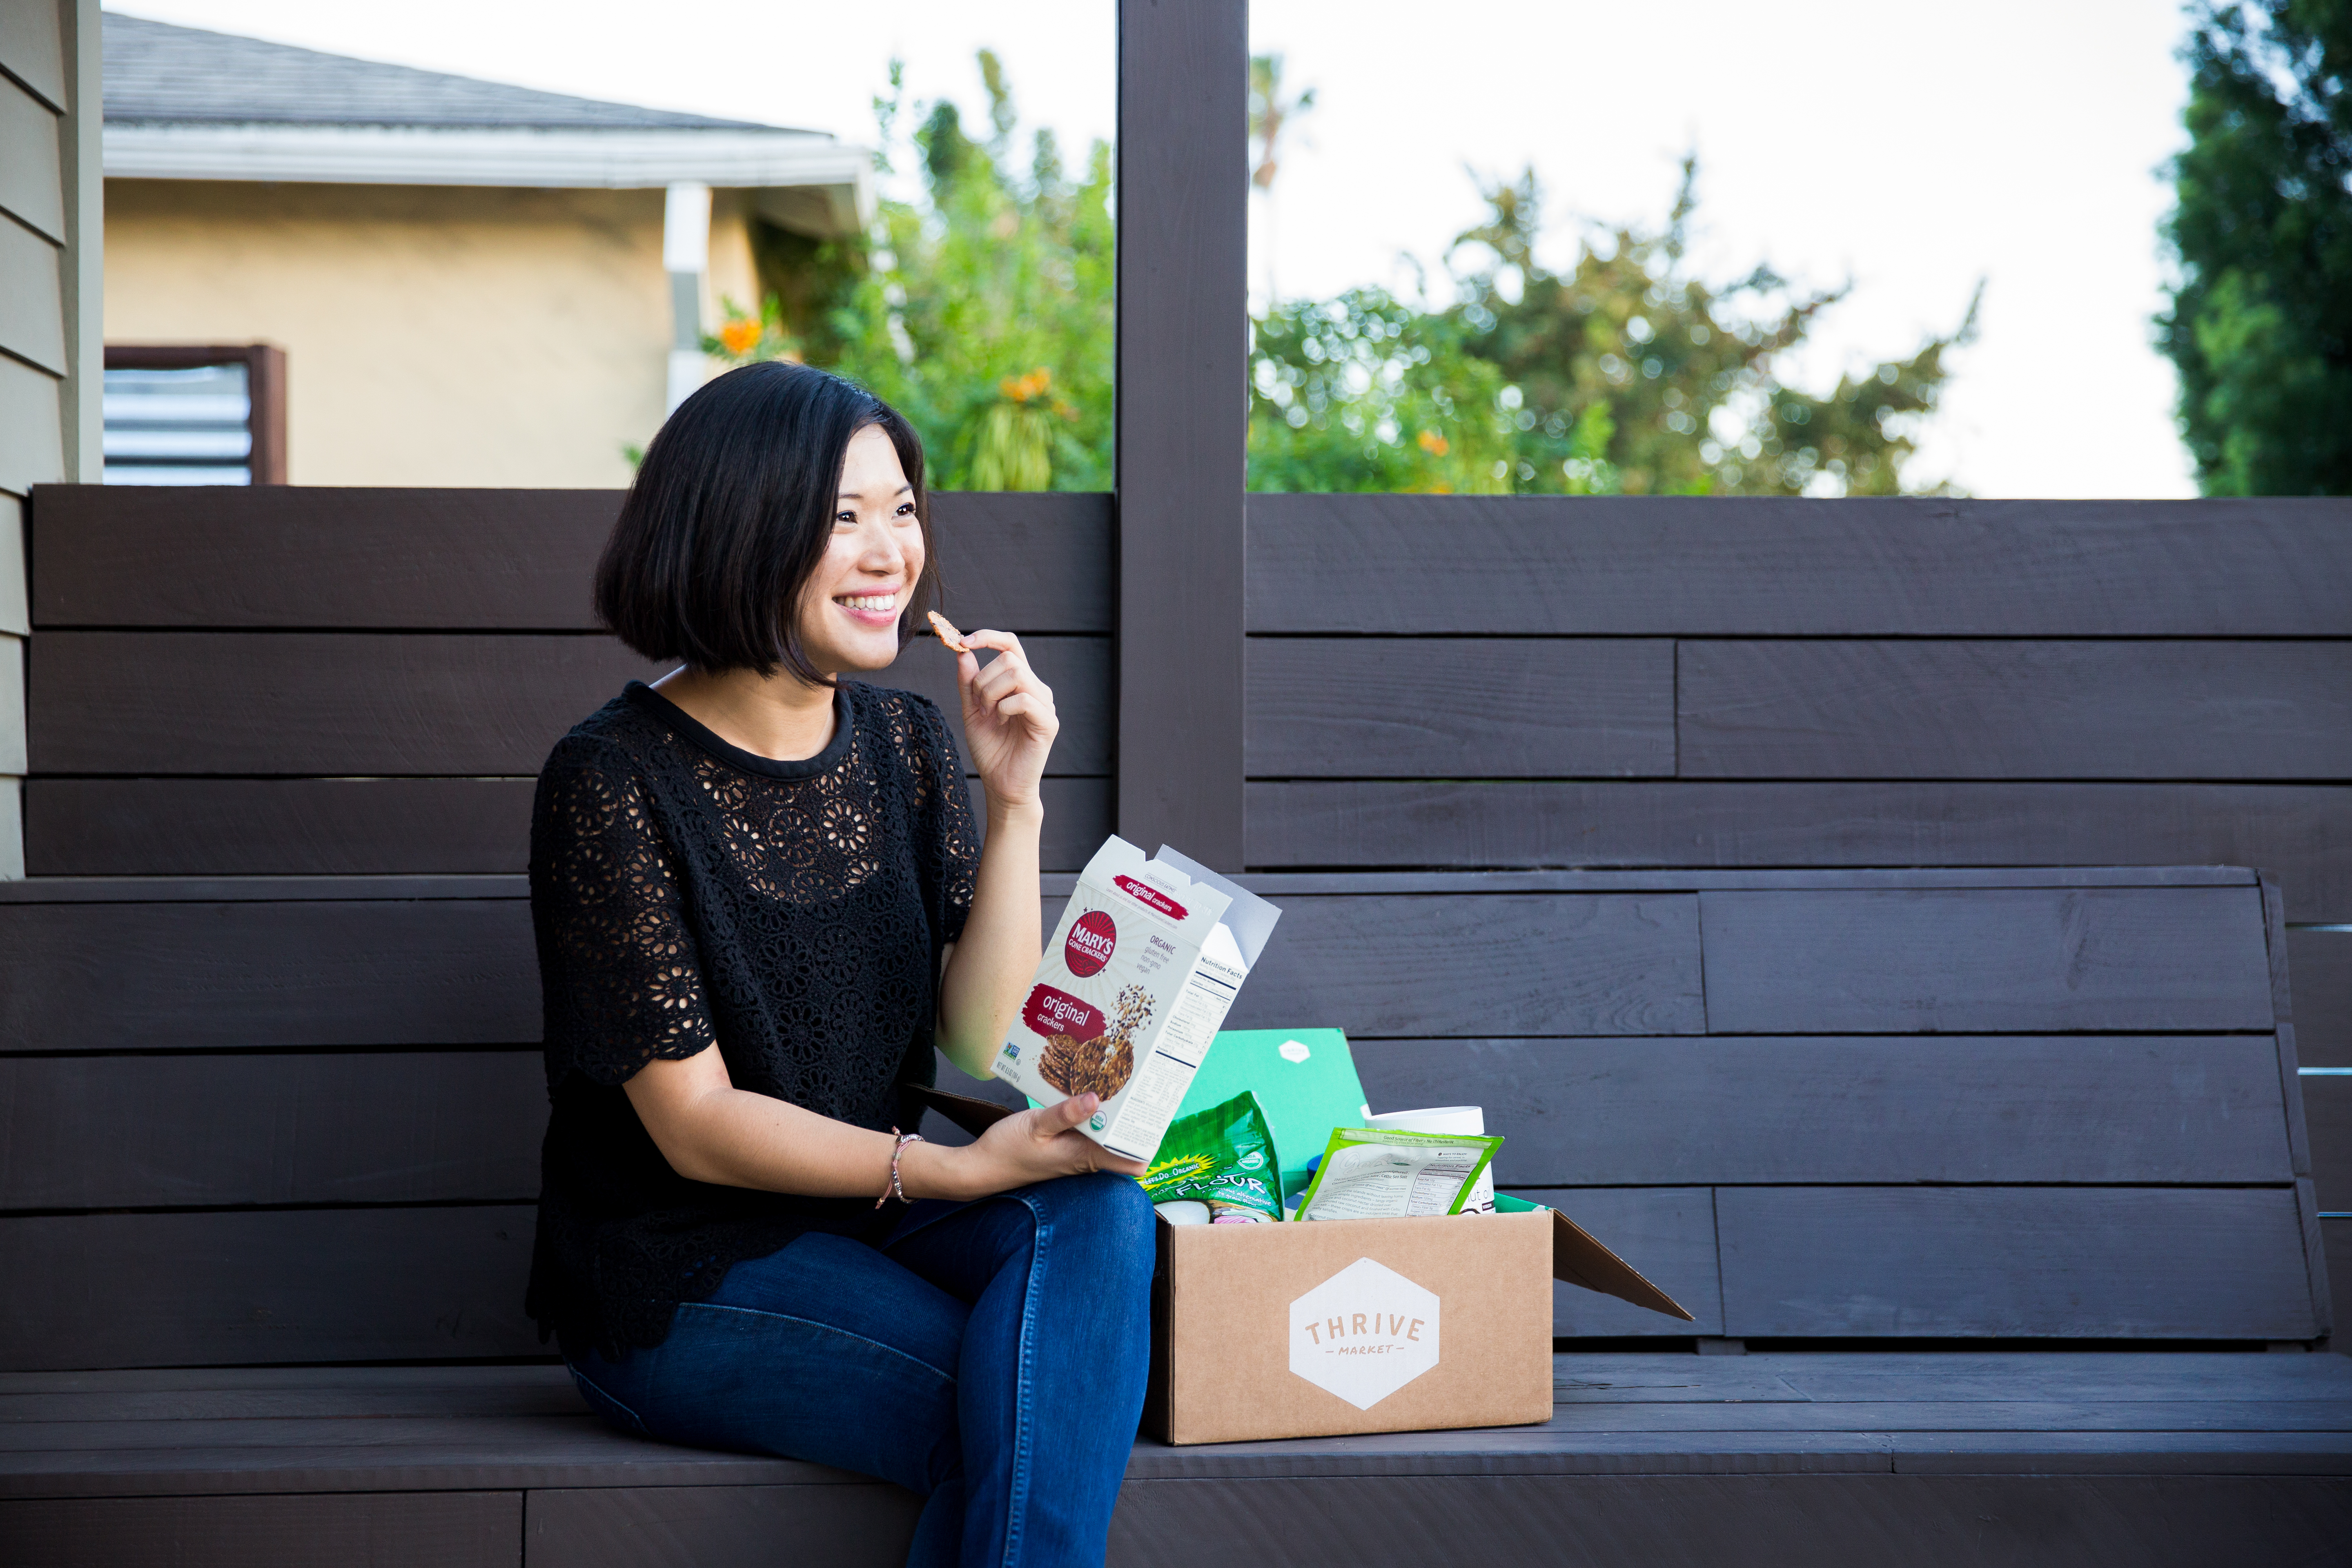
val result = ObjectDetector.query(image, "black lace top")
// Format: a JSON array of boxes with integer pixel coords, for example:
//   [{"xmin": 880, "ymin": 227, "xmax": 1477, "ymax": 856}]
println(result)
[{"xmin": 524, "ymin": 679, "xmax": 979, "ymax": 1359}]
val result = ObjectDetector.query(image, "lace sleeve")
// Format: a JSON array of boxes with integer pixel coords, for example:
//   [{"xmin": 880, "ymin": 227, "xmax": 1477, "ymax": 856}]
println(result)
[
  {"xmin": 531, "ymin": 735, "xmax": 717, "ymax": 1087},
  {"xmin": 904, "ymin": 694, "xmax": 980, "ymax": 950}
]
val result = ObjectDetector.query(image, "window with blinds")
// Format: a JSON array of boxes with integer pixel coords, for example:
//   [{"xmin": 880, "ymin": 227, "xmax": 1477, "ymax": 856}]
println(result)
[{"xmin": 102, "ymin": 345, "xmax": 287, "ymax": 484}]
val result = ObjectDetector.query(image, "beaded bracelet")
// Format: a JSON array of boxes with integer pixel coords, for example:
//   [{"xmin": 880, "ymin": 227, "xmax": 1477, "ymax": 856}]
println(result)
[{"xmin": 876, "ymin": 1129, "xmax": 924, "ymax": 1208}]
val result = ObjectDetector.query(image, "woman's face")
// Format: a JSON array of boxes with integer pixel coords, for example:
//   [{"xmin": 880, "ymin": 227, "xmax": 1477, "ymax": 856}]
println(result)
[{"xmin": 795, "ymin": 423, "xmax": 924, "ymax": 676}]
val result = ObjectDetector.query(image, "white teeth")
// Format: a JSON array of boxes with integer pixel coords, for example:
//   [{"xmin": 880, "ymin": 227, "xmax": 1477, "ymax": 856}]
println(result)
[{"xmin": 839, "ymin": 594, "xmax": 898, "ymax": 612}]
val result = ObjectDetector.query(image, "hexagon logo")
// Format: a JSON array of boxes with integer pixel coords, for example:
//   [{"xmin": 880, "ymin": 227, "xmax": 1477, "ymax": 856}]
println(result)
[{"xmin": 1289, "ymin": 1257, "xmax": 1440, "ymax": 1410}]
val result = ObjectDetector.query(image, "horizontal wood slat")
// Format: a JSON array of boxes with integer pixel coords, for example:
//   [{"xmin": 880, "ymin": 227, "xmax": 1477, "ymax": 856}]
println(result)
[
  {"xmin": 1360, "ymin": 1036, "xmax": 2294, "ymax": 1185},
  {"xmin": 0, "ymin": 1207, "xmax": 540, "ymax": 1369},
  {"xmin": 1698, "ymin": 887, "xmax": 2277, "ymax": 1034},
  {"xmin": 1676, "ymin": 641, "xmax": 2352, "ymax": 780},
  {"xmin": 2287, "ymin": 928, "xmax": 2350, "ymax": 1069},
  {"xmin": 524, "ymin": 1484, "xmax": 920, "ymax": 1568},
  {"xmin": 29, "ymin": 488, "xmax": 1112, "ymax": 633},
  {"xmin": 1245, "ymin": 494, "xmax": 2352, "ymax": 635},
  {"xmin": 26, "ymin": 778, "xmax": 539, "ymax": 875},
  {"xmin": 0, "ymin": 900, "xmax": 539, "ymax": 1051},
  {"xmin": 1714, "ymin": 1187, "xmax": 2319, "ymax": 1339},
  {"xmin": 1503, "ymin": 1187, "xmax": 1723, "ymax": 1336},
  {"xmin": 24, "ymin": 775, "xmax": 1109, "ymax": 876},
  {"xmin": 0, "ymin": 1053, "xmax": 545, "ymax": 1210},
  {"xmin": 1225, "ymin": 895, "xmax": 1704, "ymax": 1038},
  {"xmin": 1245, "ymin": 638, "xmax": 1674, "ymax": 778},
  {"xmin": 0, "ymin": 1492, "xmax": 522, "ymax": 1568},
  {"xmin": 29, "ymin": 633, "xmax": 1110, "ymax": 777},
  {"xmin": 1242, "ymin": 781, "xmax": 2352, "ymax": 923}
]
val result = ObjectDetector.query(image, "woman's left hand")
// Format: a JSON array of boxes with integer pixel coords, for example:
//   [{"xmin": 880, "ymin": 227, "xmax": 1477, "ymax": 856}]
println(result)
[{"xmin": 955, "ymin": 629, "xmax": 1058, "ymax": 811}]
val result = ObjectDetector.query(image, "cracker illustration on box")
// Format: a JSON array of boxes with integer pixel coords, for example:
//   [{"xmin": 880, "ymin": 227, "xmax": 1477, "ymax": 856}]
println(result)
[{"xmin": 992, "ymin": 838, "xmax": 1281, "ymax": 1163}]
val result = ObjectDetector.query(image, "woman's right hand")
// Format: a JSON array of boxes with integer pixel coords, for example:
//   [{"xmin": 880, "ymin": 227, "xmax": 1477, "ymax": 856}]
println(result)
[{"xmin": 916, "ymin": 1094, "xmax": 1147, "ymax": 1200}]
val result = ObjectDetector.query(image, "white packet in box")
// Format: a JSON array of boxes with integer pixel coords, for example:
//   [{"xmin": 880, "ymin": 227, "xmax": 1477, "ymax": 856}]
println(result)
[{"xmin": 991, "ymin": 837, "xmax": 1281, "ymax": 1163}]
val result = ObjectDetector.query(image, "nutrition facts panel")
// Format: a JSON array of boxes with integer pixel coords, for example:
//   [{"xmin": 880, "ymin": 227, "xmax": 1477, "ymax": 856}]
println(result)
[{"xmin": 1105, "ymin": 958, "xmax": 1241, "ymax": 1155}]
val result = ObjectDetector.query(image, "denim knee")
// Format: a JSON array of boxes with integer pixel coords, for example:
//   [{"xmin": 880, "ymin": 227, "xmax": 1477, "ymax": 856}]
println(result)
[{"xmin": 1034, "ymin": 1171, "xmax": 1154, "ymax": 1272}]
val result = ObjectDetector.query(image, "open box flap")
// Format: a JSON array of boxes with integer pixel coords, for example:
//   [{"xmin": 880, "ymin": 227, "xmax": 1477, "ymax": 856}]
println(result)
[
  {"xmin": 1549, "ymin": 1208, "xmax": 1695, "ymax": 1321},
  {"xmin": 1152, "ymin": 845, "xmax": 1282, "ymax": 970}
]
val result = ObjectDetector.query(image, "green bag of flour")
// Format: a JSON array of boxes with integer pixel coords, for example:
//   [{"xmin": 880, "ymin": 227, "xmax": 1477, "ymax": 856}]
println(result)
[{"xmin": 1137, "ymin": 1091, "xmax": 1283, "ymax": 1221}]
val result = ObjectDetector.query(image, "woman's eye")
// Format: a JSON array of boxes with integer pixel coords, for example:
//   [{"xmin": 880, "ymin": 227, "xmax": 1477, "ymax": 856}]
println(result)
[{"xmin": 834, "ymin": 511, "xmax": 858, "ymax": 527}]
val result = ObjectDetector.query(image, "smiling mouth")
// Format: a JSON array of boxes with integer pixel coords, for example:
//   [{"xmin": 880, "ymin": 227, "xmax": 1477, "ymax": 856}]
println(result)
[{"xmin": 836, "ymin": 592, "xmax": 899, "ymax": 615}]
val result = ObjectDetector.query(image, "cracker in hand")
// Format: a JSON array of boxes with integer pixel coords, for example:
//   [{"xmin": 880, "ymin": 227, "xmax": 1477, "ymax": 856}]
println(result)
[{"xmin": 927, "ymin": 610, "xmax": 970, "ymax": 653}]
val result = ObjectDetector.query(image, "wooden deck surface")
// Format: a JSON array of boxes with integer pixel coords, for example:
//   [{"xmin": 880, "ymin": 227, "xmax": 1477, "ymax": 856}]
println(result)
[{"xmin": 4, "ymin": 1355, "xmax": 2346, "ymax": 1565}]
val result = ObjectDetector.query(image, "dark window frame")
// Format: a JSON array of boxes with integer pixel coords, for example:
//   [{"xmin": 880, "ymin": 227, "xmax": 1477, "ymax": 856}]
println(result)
[{"xmin": 102, "ymin": 343, "xmax": 289, "ymax": 485}]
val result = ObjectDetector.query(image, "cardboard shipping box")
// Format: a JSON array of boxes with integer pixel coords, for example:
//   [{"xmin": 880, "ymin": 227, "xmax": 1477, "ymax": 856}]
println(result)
[{"xmin": 1147, "ymin": 1204, "xmax": 1692, "ymax": 1445}]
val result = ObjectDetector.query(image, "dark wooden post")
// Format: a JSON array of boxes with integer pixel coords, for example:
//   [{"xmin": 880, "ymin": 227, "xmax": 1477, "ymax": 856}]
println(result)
[{"xmin": 1115, "ymin": 0, "xmax": 1249, "ymax": 869}]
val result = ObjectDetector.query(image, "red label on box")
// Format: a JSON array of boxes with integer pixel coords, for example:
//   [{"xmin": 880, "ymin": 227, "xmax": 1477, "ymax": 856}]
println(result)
[
  {"xmin": 1065, "ymin": 910, "xmax": 1117, "ymax": 976},
  {"xmin": 1024, "ymin": 984, "xmax": 1105, "ymax": 1041},
  {"xmin": 1114, "ymin": 875, "xmax": 1187, "ymax": 920}
]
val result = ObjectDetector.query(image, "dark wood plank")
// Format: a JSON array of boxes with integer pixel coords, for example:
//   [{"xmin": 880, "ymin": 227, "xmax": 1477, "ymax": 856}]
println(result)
[
  {"xmin": 0, "ymin": 875, "xmax": 527, "ymax": 902},
  {"xmin": 28, "ymin": 486, "xmax": 1107, "ymax": 632},
  {"xmin": 1115, "ymin": 0, "xmax": 1247, "ymax": 867},
  {"xmin": 2301, "ymin": 1176, "xmax": 2337, "ymax": 1336},
  {"xmin": 525, "ymin": 1484, "xmax": 919, "ymax": 1568},
  {"xmin": 1759, "ymin": 1349, "xmax": 2352, "ymax": 1402},
  {"xmin": 1109, "ymin": 1472, "xmax": 2352, "ymax": 1568},
  {"xmin": 1699, "ymin": 887, "xmax": 2276, "ymax": 1034},
  {"xmin": 26, "ymin": 775, "xmax": 1107, "ymax": 876},
  {"xmin": 31, "ymin": 631, "xmax": 662, "ymax": 775},
  {"xmin": 1245, "ymin": 638, "xmax": 1674, "ymax": 778},
  {"xmin": 1242, "ymin": 780, "xmax": 2352, "ymax": 923},
  {"xmin": 28, "ymin": 633, "xmax": 1109, "ymax": 776},
  {"xmin": 1715, "ymin": 1187, "xmax": 2319, "ymax": 1339},
  {"xmin": 1359, "ymin": 1036, "xmax": 2294, "ymax": 1185},
  {"xmin": 1238, "ymin": 869, "xmax": 2259, "ymax": 894},
  {"xmin": 0, "ymin": 899, "xmax": 539, "ymax": 1051},
  {"xmin": 0, "ymin": 1206, "xmax": 539, "ymax": 1368},
  {"xmin": 0, "ymin": 1052, "xmax": 544, "ymax": 1209},
  {"xmin": 1225, "ymin": 894, "xmax": 1704, "ymax": 1038},
  {"xmin": 2324, "ymin": 1221, "xmax": 2350, "ymax": 1323},
  {"xmin": 862, "ymin": 636, "xmax": 1110, "ymax": 774},
  {"xmin": 1501, "ymin": 1187, "xmax": 1722, "ymax": 1336},
  {"xmin": 1677, "ymin": 640, "xmax": 2352, "ymax": 780},
  {"xmin": 25, "ymin": 777, "xmax": 538, "ymax": 875},
  {"xmin": 929, "ymin": 490, "xmax": 1114, "ymax": 633},
  {"xmin": 2308, "ymin": 1076, "xmax": 2350, "ymax": 1218},
  {"xmin": 0, "ymin": 1492, "xmax": 519, "ymax": 1568},
  {"xmin": 2288, "ymin": 928, "xmax": 2352, "ymax": 1069},
  {"xmin": 1244, "ymin": 492, "xmax": 2352, "ymax": 635}
]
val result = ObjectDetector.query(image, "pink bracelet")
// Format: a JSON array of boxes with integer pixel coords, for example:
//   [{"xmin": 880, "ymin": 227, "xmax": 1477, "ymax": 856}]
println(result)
[{"xmin": 876, "ymin": 1129, "xmax": 924, "ymax": 1208}]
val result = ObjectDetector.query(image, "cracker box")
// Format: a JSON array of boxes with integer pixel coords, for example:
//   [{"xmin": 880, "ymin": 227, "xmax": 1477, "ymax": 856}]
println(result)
[{"xmin": 989, "ymin": 838, "xmax": 1281, "ymax": 1163}]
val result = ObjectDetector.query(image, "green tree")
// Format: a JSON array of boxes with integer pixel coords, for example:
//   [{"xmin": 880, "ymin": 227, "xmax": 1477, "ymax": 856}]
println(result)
[
  {"xmin": 708, "ymin": 55, "xmax": 1116, "ymax": 492},
  {"xmin": 2159, "ymin": 0, "xmax": 2352, "ymax": 495},
  {"xmin": 1248, "ymin": 162, "xmax": 1978, "ymax": 496}
]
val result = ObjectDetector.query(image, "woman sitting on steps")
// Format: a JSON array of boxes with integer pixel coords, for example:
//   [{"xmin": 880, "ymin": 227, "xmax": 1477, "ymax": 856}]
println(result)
[{"xmin": 525, "ymin": 360, "xmax": 1152, "ymax": 1568}]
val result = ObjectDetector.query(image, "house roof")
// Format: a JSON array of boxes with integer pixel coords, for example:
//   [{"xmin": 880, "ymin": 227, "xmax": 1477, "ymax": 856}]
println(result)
[
  {"xmin": 103, "ymin": 13, "xmax": 788, "ymax": 132},
  {"xmin": 98, "ymin": 14, "xmax": 872, "ymax": 234}
]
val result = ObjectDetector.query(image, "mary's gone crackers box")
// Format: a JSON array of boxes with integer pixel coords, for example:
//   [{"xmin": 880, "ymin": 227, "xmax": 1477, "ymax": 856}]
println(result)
[{"xmin": 991, "ymin": 838, "xmax": 1281, "ymax": 1162}]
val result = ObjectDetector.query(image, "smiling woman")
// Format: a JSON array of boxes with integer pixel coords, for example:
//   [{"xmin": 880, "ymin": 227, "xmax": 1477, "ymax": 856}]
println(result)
[{"xmin": 533, "ymin": 361, "xmax": 1152, "ymax": 1568}]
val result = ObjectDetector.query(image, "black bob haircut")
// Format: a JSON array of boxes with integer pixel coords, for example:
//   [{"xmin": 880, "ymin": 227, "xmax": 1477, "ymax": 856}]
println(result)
[{"xmin": 595, "ymin": 361, "xmax": 937, "ymax": 684}]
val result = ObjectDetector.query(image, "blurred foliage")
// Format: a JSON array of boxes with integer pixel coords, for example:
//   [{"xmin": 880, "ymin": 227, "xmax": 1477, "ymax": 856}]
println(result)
[
  {"xmin": 708, "ymin": 55, "xmax": 1113, "ymax": 491},
  {"xmin": 2159, "ymin": 0, "xmax": 2352, "ymax": 495},
  {"xmin": 1250, "ymin": 161, "xmax": 1979, "ymax": 497},
  {"xmin": 710, "ymin": 54, "xmax": 1971, "ymax": 496}
]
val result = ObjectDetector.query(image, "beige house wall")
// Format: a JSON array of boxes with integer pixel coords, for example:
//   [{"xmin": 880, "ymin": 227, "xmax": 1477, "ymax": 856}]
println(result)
[{"xmin": 104, "ymin": 180, "xmax": 762, "ymax": 488}]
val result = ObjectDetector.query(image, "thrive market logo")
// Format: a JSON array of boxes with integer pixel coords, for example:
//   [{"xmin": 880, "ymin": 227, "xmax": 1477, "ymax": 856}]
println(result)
[{"xmin": 1289, "ymin": 1258, "xmax": 1439, "ymax": 1410}]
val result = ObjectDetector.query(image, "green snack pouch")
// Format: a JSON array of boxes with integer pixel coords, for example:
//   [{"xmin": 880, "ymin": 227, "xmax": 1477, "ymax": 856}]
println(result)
[{"xmin": 1138, "ymin": 1091, "xmax": 1284, "ymax": 1221}]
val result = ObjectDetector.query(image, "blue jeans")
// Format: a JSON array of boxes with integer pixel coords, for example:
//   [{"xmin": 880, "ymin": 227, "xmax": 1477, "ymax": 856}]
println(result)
[{"xmin": 566, "ymin": 1171, "xmax": 1154, "ymax": 1568}]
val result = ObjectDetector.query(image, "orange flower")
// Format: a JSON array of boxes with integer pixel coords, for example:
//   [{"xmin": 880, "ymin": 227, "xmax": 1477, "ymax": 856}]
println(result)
[
  {"xmin": 718, "ymin": 318, "xmax": 762, "ymax": 355},
  {"xmin": 1417, "ymin": 429, "xmax": 1450, "ymax": 457},
  {"xmin": 999, "ymin": 367, "xmax": 1053, "ymax": 403}
]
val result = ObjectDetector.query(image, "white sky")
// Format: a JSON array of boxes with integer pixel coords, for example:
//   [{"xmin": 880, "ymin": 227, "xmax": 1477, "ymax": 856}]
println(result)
[{"xmin": 110, "ymin": 0, "xmax": 2200, "ymax": 497}]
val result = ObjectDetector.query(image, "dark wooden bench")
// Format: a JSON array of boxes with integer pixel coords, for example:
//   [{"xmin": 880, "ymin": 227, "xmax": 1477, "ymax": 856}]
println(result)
[{"xmin": 4, "ymin": 863, "xmax": 2345, "ymax": 1564}]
